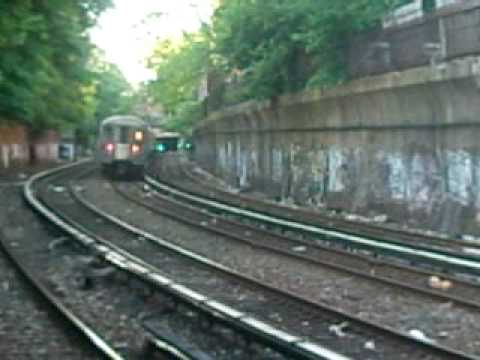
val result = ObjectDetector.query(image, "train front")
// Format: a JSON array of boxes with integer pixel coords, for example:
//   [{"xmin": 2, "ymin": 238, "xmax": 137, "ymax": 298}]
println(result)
[{"xmin": 97, "ymin": 116, "xmax": 151, "ymax": 179}]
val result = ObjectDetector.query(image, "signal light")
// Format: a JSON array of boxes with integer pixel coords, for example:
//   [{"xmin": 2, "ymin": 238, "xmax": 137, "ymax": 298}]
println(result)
[
  {"xmin": 105, "ymin": 143, "xmax": 114, "ymax": 153},
  {"xmin": 155, "ymin": 143, "xmax": 166, "ymax": 152},
  {"xmin": 131, "ymin": 144, "xmax": 141, "ymax": 154}
]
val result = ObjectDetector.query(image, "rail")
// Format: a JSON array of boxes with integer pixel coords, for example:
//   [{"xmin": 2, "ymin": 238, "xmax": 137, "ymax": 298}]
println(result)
[{"xmin": 24, "ymin": 161, "xmax": 352, "ymax": 360}]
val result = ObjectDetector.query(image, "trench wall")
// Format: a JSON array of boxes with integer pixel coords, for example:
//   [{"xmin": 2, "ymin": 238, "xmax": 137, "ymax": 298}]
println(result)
[{"xmin": 194, "ymin": 57, "xmax": 480, "ymax": 235}]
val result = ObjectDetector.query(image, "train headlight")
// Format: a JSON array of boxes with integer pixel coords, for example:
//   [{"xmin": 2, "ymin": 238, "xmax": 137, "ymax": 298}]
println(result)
[
  {"xmin": 134, "ymin": 131, "xmax": 144, "ymax": 141},
  {"xmin": 105, "ymin": 143, "xmax": 114, "ymax": 153},
  {"xmin": 131, "ymin": 144, "xmax": 141, "ymax": 154}
]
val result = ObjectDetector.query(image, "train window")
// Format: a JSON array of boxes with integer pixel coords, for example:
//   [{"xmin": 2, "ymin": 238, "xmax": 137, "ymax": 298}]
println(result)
[
  {"xmin": 103, "ymin": 125, "xmax": 113, "ymax": 139},
  {"xmin": 119, "ymin": 126, "xmax": 129, "ymax": 143}
]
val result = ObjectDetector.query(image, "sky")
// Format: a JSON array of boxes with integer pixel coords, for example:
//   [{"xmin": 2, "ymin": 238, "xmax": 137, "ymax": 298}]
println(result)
[{"xmin": 90, "ymin": 0, "xmax": 215, "ymax": 85}]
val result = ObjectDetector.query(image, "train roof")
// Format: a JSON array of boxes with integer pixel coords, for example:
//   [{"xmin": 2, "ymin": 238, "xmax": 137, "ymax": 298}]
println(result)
[
  {"xmin": 100, "ymin": 115, "xmax": 147, "ymax": 127},
  {"xmin": 151, "ymin": 128, "xmax": 181, "ymax": 138}
]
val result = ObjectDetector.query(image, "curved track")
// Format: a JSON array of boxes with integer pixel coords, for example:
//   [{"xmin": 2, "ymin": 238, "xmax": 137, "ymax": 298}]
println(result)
[
  {"xmin": 26, "ymin": 161, "xmax": 354, "ymax": 360},
  {"xmin": 0, "ymin": 163, "xmax": 124, "ymax": 360},
  {"xmin": 100, "ymin": 173, "xmax": 480, "ymax": 359},
  {"xmin": 114, "ymin": 179, "xmax": 480, "ymax": 311},
  {"xmin": 145, "ymin": 165, "xmax": 480, "ymax": 276},
  {"xmin": 0, "ymin": 238, "xmax": 123, "ymax": 360},
  {"xmin": 28, "ymin": 161, "xmax": 480, "ymax": 359},
  {"xmin": 175, "ymin": 158, "xmax": 480, "ymax": 255},
  {"xmin": 74, "ymin": 165, "xmax": 480, "ymax": 358}
]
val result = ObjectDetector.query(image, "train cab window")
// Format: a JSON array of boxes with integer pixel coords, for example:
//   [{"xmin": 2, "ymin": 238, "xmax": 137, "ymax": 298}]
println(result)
[
  {"xmin": 102, "ymin": 125, "xmax": 114, "ymax": 140},
  {"xmin": 119, "ymin": 126, "xmax": 130, "ymax": 143}
]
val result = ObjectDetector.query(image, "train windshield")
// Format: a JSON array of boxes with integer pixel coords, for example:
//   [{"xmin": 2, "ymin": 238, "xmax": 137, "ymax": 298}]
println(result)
[
  {"xmin": 102, "ymin": 125, "xmax": 114, "ymax": 140},
  {"xmin": 119, "ymin": 126, "xmax": 129, "ymax": 143}
]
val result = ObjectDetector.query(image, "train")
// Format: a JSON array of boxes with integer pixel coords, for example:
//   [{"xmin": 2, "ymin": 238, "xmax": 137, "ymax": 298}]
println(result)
[
  {"xmin": 96, "ymin": 115, "xmax": 153, "ymax": 179},
  {"xmin": 151, "ymin": 128, "xmax": 181, "ymax": 153},
  {"xmin": 96, "ymin": 115, "xmax": 192, "ymax": 179}
]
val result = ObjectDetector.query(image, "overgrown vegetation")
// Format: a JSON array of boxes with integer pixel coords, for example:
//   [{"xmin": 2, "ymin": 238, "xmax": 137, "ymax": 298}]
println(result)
[
  {"xmin": 0, "ymin": 0, "xmax": 133, "ymax": 136},
  {"xmin": 90, "ymin": 51, "xmax": 135, "ymax": 123},
  {"xmin": 0, "ymin": 0, "xmax": 411, "ymax": 137},
  {"xmin": 147, "ymin": 0, "xmax": 407, "ymax": 132},
  {"xmin": 146, "ymin": 31, "xmax": 209, "ymax": 133}
]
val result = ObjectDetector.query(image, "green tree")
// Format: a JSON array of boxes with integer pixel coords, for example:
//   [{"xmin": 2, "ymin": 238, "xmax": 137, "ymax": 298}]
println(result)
[
  {"xmin": 148, "ymin": 32, "xmax": 209, "ymax": 113},
  {"xmin": 210, "ymin": 0, "xmax": 395, "ymax": 96},
  {"xmin": 92, "ymin": 59, "xmax": 135, "ymax": 123},
  {"xmin": 146, "ymin": 31, "xmax": 209, "ymax": 133},
  {"xmin": 0, "ymin": 0, "xmax": 112, "ymax": 132},
  {"xmin": 72, "ymin": 52, "xmax": 137, "ymax": 148},
  {"xmin": 146, "ymin": 0, "xmax": 404, "ymax": 131}
]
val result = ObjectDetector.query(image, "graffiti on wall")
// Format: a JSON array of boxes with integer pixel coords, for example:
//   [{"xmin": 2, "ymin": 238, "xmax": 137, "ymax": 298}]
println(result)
[
  {"xmin": 385, "ymin": 154, "xmax": 407, "ymax": 200},
  {"xmin": 213, "ymin": 134, "xmax": 480, "ymax": 233},
  {"xmin": 310, "ymin": 147, "xmax": 328, "ymax": 203},
  {"xmin": 218, "ymin": 144, "xmax": 227, "ymax": 173},
  {"xmin": 446, "ymin": 150, "xmax": 473, "ymax": 206},
  {"xmin": 272, "ymin": 148, "xmax": 283, "ymax": 183}
]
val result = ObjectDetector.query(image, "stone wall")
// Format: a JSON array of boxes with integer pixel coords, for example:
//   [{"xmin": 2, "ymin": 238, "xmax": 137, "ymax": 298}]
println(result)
[{"xmin": 194, "ymin": 56, "xmax": 480, "ymax": 236}]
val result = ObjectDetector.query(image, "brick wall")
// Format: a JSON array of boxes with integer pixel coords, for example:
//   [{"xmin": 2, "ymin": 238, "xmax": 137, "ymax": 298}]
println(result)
[
  {"xmin": 0, "ymin": 125, "xmax": 29, "ymax": 168},
  {"xmin": 0, "ymin": 125, "xmax": 60, "ymax": 168},
  {"xmin": 32, "ymin": 130, "xmax": 60, "ymax": 164}
]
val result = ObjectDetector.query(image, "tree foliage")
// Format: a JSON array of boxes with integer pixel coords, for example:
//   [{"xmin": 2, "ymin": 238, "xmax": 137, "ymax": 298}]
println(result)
[
  {"xmin": 146, "ymin": 31, "xmax": 209, "ymax": 133},
  {"xmin": 146, "ymin": 0, "xmax": 408, "ymax": 132},
  {"xmin": 0, "ymin": 0, "xmax": 112, "ymax": 131},
  {"xmin": 148, "ymin": 32, "xmax": 209, "ymax": 113},
  {"xmin": 90, "ymin": 53, "xmax": 135, "ymax": 123},
  {"xmin": 210, "ymin": 0, "xmax": 397, "ymax": 95}
]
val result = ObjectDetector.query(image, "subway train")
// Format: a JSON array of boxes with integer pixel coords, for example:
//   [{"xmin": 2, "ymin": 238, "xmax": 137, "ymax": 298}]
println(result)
[
  {"xmin": 151, "ymin": 129, "xmax": 181, "ymax": 153},
  {"xmin": 96, "ymin": 115, "xmax": 153, "ymax": 179},
  {"xmin": 152, "ymin": 129, "xmax": 194, "ymax": 153}
]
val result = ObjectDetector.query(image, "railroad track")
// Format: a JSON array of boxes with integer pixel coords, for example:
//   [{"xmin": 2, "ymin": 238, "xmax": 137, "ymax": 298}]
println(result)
[
  {"xmin": 27, "ymin": 162, "xmax": 221, "ymax": 359},
  {"xmin": 26, "ymin": 161, "xmax": 356, "ymax": 360},
  {"xmin": 145, "ymin": 161, "xmax": 480, "ymax": 277},
  {"xmin": 113, "ymin": 180, "xmax": 480, "ymax": 309},
  {"xmin": 0, "ymin": 239, "xmax": 123, "ymax": 360},
  {"xmin": 102, "ymin": 171, "xmax": 480, "ymax": 358},
  {"xmin": 71, "ymin": 164, "xmax": 480, "ymax": 359},
  {"xmin": 0, "ymin": 169, "xmax": 122, "ymax": 360},
  {"xmin": 172, "ymin": 158, "xmax": 480, "ymax": 256}
]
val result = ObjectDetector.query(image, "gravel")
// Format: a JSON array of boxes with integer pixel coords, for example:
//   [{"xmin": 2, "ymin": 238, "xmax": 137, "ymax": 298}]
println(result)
[
  {"xmin": 38, "ymin": 168, "xmax": 291, "ymax": 360},
  {"xmin": 76, "ymin": 172, "xmax": 479, "ymax": 359},
  {"xmin": 0, "ymin": 186, "xmax": 99, "ymax": 359}
]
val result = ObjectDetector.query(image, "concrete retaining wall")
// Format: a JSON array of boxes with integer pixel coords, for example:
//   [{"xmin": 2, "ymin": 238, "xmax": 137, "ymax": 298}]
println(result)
[
  {"xmin": 349, "ymin": 1, "xmax": 480, "ymax": 78},
  {"xmin": 194, "ymin": 56, "xmax": 480, "ymax": 235}
]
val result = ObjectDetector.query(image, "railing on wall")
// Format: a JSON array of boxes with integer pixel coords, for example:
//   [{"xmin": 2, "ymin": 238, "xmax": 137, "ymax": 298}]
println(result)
[
  {"xmin": 348, "ymin": 1, "xmax": 480, "ymax": 78},
  {"xmin": 205, "ymin": 1, "xmax": 480, "ymax": 113}
]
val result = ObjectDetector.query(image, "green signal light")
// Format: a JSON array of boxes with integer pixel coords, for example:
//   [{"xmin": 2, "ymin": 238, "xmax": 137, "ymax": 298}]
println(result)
[{"xmin": 156, "ymin": 143, "xmax": 166, "ymax": 152}]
